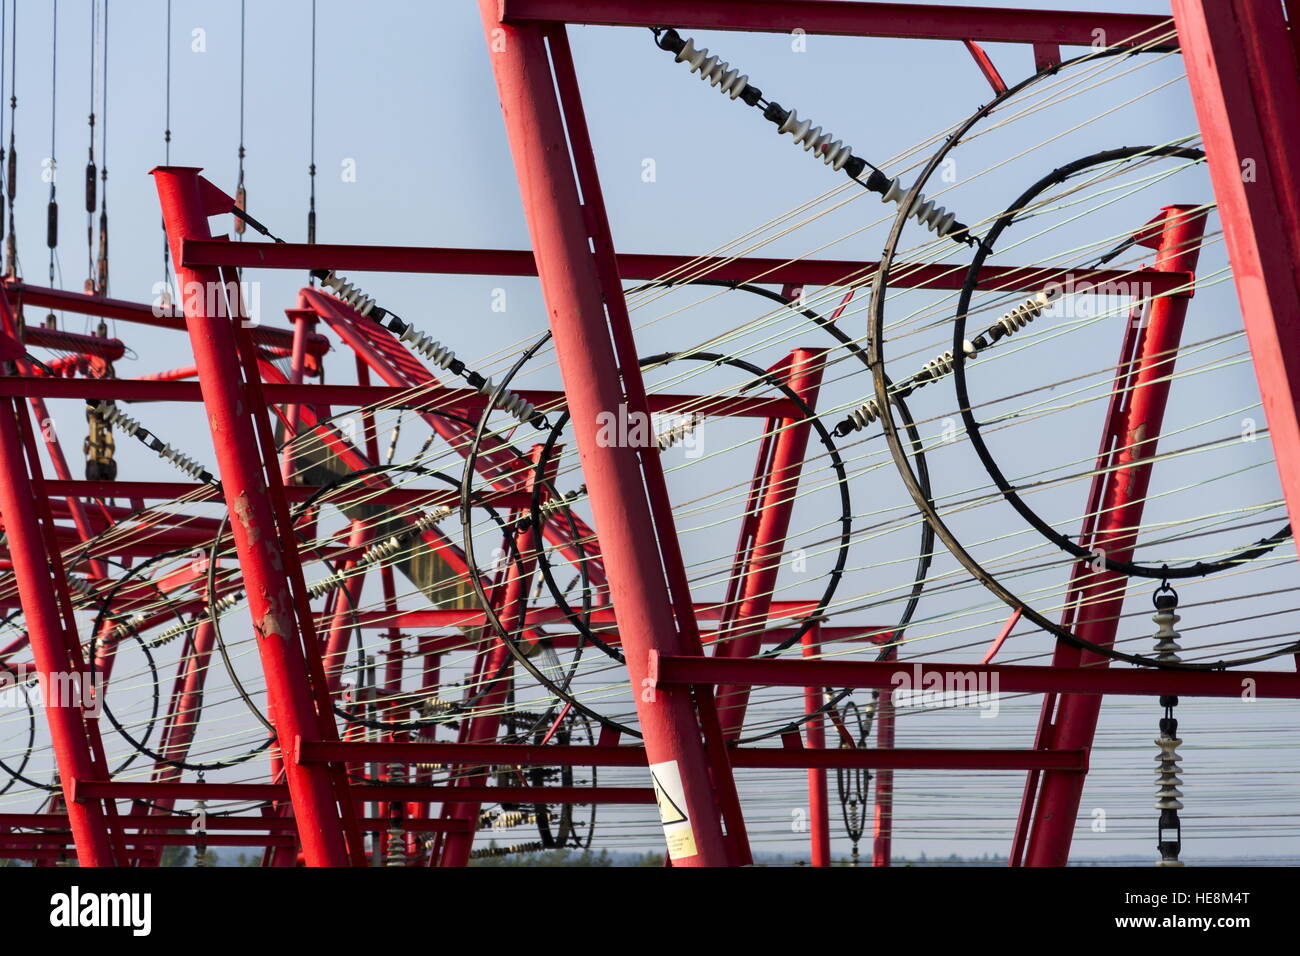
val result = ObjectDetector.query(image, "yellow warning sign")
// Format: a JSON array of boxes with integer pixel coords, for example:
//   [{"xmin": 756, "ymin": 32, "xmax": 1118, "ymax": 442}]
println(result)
[{"xmin": 649, "ymin": 759, "xmax": 697, "ymax": 860}]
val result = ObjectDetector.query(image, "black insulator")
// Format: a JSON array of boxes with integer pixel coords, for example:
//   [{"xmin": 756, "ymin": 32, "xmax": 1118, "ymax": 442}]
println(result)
[
  {"xmin": 655, "ymin": 27, "xmax": 685, "ymax": 54},
  {"xmin": 863, "ymin": 168, "xmax": 891, "ymax": 195},
  {"xmin": 6, "ymin": 147, "xmax": 15, "ymax": 200},
  {"xmin": 46, "ymin": 201, "xmax": 58, "ymax": 249},
  {"xmin": 307, "ymin": 209, "xmax": 316, "ymax": 244},
  {"xmin": 762, "ymin": 101, "xmax": 790, "ymax": 127},
  {"xmin": 85, "ymin": 163, "xmax": 97, "ymax": 213}
]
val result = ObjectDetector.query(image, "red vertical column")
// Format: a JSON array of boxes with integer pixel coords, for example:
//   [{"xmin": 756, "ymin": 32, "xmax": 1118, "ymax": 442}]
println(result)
[
  {"xmin": 477, "ymin": 4, "xmax": 733, "ymax": 865},
  {"xmin": 1170, "ymin": 0, "xmax": 1300, "ymax": 627},
  {"xmin": 152, "ymin": 166, "xmax": 352, "ymax": 866},
  {"xmin": 801, "ymin": 627, "xmax": 830, "ymax": 867},
  {"xmin": 715, "ymin": 348, "xmax": 825, "ymax": 737},
  {"xmin": 0, "ymin": 398, "xmax": 116, "ymax": 865},
  {"xmin": 872, "ymin": 646, "xmax": 896, "ymax": 868},
  {"xmin": 1022, "ymin": 206, "xmax": 1206, "ymax": 865}
]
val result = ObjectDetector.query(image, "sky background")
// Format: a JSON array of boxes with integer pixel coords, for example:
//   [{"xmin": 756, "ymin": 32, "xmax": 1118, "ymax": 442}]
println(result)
[{"xmin": 0, "ymin": 0, "xmax": 1296, "ymax": 865}]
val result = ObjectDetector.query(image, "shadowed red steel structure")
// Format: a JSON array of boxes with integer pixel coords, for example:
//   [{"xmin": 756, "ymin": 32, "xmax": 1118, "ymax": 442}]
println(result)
[{"xmin": 0, "ymin": 0, "xmax": 1295, "ymax": 867}]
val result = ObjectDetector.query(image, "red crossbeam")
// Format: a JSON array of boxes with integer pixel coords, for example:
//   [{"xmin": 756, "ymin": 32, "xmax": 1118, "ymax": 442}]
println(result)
[
  {"xmin": 179, "ymin": 239, "xmax": 1193, "ymax": 297},
  {"xmin": 648, "ymin": 653, "xmax": 1300, "ymax": 698},
  {"xmin": 297, "ymin": 740, "xmax": 1085, "ymax": 772},
  {"xmin": 498, "ymin": 0, "xmax": 1177, "ymax": 49}
]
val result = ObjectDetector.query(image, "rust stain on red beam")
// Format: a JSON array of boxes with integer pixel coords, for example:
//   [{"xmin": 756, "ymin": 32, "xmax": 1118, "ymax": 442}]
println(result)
[
  {"xmin": 299, "ymin": 740, "xmax": 1083, "ymax": 772},
  {"xmin": 498, "ymin": 0, "xmax": 1176, "ymax": 48},
  {"xmin": 4, "ymin": 281, "xmax": 330, "ymax": 355},
  {"xmin": 182, "ymin": 239, "xmax": 1192, "ymax": 297},
  {"xmin": 649, "ymin": 653, "xmax": 1300, "ymax": 698},
  {"xmin": 70, "ymin": 779, "xmax": 654, "ymax": 805},
  {"xmin": 0, "ymin": 376, "xmax": 795, "ymax": 419}
]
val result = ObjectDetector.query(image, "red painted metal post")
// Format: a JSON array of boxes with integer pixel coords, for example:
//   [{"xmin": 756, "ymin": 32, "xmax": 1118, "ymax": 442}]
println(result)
[
  {"xmin": 802, "ymin": 627, "xmax": 830, "ymax": 867},
  {"xmin": 1022, "ymin": 206, "xmax": 1206, "ymax": 866},
  {"xmin": 155, "ymin": 619, "xmax": 217, "ymax": 783},
  {"xmin": 436, "ymin": 514, "xmax": 538, "ymax": 867},
  {"xmin": 872, "ymin": 646, "xmax": 896, "ymax": 867},
  {"xmin": 323, "ymin": 519, "xmax": 371, "ymax": 693},
  {"xmin": 0, "ymin": 397, "xmax": 116, "ymax": 865},
  {"xmin": 1170, "ymin": 0, "xmax": 1300, "ymax": 565},
  {"xmin": 478, "ymin": 3, "xmax": 733, "ymax": 864},
  {"xmin": 152, "ymin": 166, "xmax": 353, "ymax": 866},
  {"xmin": 715, "ymin": 348, "xmax": 825, "ymax": 737},
  {"xmin": 279, "ymin": 309, "xmax": 317, "ymax": 482}
]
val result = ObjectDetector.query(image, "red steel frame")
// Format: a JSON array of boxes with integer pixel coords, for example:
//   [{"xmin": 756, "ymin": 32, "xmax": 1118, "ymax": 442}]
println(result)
[{"xmin": 0, "ymin": 0, "xmax": 1296, "ymax": 867}]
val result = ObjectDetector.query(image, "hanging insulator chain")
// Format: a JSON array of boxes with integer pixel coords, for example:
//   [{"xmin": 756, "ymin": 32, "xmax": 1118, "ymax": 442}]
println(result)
[
  {"xmin": 1151, "ymin": 584, "xmax": 1184, "ymax": 866},
  {"xmin": 653, "ymin": 27, "xmax": 971, "ymax": 244},
  {"xmin": 1154, "ymin": 713, "xmax": 1184, "ymax": 867},
  {"xmin": 312, "ymin": 269, "xmax": 550, "ymax": 429},
  {"xmin": 90, "ymin": 400, "xmax": 220, "ymax": 488},
  {"xmin": 834, "ymin": 286, "xmax": 1061, "ymax": 435}
]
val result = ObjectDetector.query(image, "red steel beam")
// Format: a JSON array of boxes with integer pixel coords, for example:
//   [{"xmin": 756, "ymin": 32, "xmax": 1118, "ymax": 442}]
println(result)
[
  {"xmin": 41, "ymin": 478, "xmax": 532, "ymax": 511},
  {"xmin": 0, "ymin": 375, "xmax": 795, "ymax": 419},
  {"xmin": 498, "ymin": 0, "xmax": 1177, "ymax": 48},
  {"xmin": 153, "ymin": 166, "xmax": 355, "ymax": 867},
  {"xmin": 180, "ymin": 239, "xmax": 1193, "ymax": 297},
  {"xmin": 3, "ymin": 280, "xmax": 330, "ymax": 355},
  {"xmin": 714, "ymin": 348, "xmax": 824, "ymax": 737},
  {"xmin": 298, "ymin": 739, "xmax": 1084, "ymax": 772},
  {"xmin": 23, "ymin": 326, "xmax": 126, "ymax": 361},
  {"xmin": 439, "ymin": 480, "xmax": 542, "ymax": 866},
  {"xmin": 873, "ymin": 645, "xmax": 897, "ymax": 867},
  {"xmin": 1170, "ymin": 0, "xmax": 1300, "ymax": 561},
  {"xmin": 802, "ymin": 629, "xmax": 830, "ymax": 867},
  {"xmin": 0, "ymin": 398, "xmax": 118, "ymax": 866},
  {"xmin": 479, "ymin": 3, "xmax": 740, "ymax": 865},
  {"xmin": 70, "ymin": 779, "xmax": 656, "ymax": 805},
  {"xmin": 0, "ymin": 813, "xmax": 471, "ymax": 833},
  {"xmin": 648, "ymin": 652, "xmax": 1300, "ymax": 699}
]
